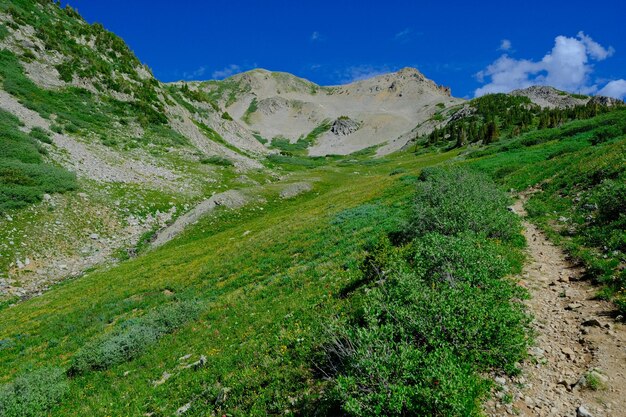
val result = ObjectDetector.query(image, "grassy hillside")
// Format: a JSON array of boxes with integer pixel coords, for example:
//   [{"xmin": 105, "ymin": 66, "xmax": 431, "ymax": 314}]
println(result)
[
  {"xmin": 1, "ymin": 102, "xmax": 624, "ymax": 416},
  {"xmin": 469, "ymin": 108, "xmax": 626, "ymax": 312},
  {"xmin": 424, "ymin": 93, "xmax": 619, "ymax": 149},
  {"xmin": 0, "ymin": 152, "xmax": 453, "ymax": 416},
  {"xmin": 0, "ymin": 3, "xmax": 624, "ymax": 415}
]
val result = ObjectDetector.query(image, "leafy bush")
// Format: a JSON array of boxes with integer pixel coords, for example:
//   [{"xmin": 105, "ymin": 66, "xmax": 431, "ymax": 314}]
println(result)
[
  {"xmin": 0, "ymin": 109, "xmax": 77, "ymax": 212},
  {"xmin": 590, "ymin": 125, "xmax": 622, "ymax": 145},
  {"xmin": 68, "ymin": 300, "xmax": 202, "ymax": 374},
  {"xmin": 409, "ymin": 167, "xmax": 520, "ymax": 242},
  {"xmin": 323, "ymin": 236, "xmax": 529, "ymax": 416},
  {"xmin": 318, "ymin": 168, "xmax": 530, "ymax": 416},
  {"xmin": 29, "ymin": 127, "xmax": 52, "ymax": 144},
  {"xmin": 0, "ymin": 367, "xmax": 68, "ymax": 417},
  {"xmin": 403, "ymin": 231, "xmax": 522, "ymax": 287},
  {"xmin": 0, "ymin": 24, "xmax": 8, "ymax": 41},
  {"xmin": 595, "ymin": 179, "xmax": 626, "ymax": 223},
  {"xmin": 389, "ymin": 168, "xmax": 407, "ymax": 176},
  {"xmin": 200, "ymin": 155, "xmax": 234, "ymax": 167}
]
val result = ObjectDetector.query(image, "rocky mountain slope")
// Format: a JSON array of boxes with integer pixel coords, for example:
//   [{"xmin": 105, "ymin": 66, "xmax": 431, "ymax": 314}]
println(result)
[
  {"xmin": 0, "ymin": 1, "xmax": 461, "ymax": 300},
  {"xmin": 511, "ymin": 85, "xmax": 623, "ymax": 109},
  {"xmin": 0, "ymin": 1, "xmax": 275, "ymax": 299},
  {"xmin": 194, "ymin": 68, "xmax": 461, "ymax": 155}
]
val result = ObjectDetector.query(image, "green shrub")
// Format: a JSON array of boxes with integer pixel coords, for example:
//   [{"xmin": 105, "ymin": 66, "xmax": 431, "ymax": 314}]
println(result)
[
  {"xmin": 591, "ymin": 125, "xmax": 622, "ymax": 145},
  {"xmin": 409, "ymin": 167, "xmax": 520, "ymax": 242},
  {"xmin": 242, "ymin": 98, "xmax": 258, "ymax": 124},
  {"xmin": 29, "ymin": 127, "xmax": 52, "ymax": 144},
  {"xmin": 200, "ymin": 155, "xmax": 234, "ymax": 167},
  {"xmin": 0, "ymin": 109, "xmax": 77, "ymax": 212},
  {"xmin": 403, "ymin": 231, "xmax": 520, "ymax": 286},
  {"xmin": 253, "ymin": 133, "xmax": 267, "ymax": 144},
  {"xmin": 595, "ymin": 179, "xmax": 626, "ymax": 223},
  {"xmin": 319, "ymin": 169, "xmax": 530, "ymax": 416},
  {"xmin": 389, "ymin": 168, "xmax": 407, "ymax": 176},
  {"xmin": 0, "ymin": 367, "xmax": 68, "ymax": 417},
  {"xmin": 0, "ymin": 24, "xmax": 8, "ymax": 41},
  {"xmin": 68, "ymin": 300, "xmax": 202, "ymax": 375},
  {"xmin": 324, "ymin": 255, "xmax": 528, "ymax": 416}
]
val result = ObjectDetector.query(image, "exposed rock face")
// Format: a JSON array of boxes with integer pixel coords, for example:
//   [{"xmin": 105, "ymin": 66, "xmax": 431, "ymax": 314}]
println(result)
[
  {"xmin": 511, "ymin": 86, "xmax": 590, "ymax": 109},
  {"xmin": 511, "ymin": 86, "xmax": 624, "ymax": 109},
  {"xmin": 330, "ymin": 117, "xmax": 360, "ymax": 136},
  {"xmin": 448, "ymin": 105, "xmax": 476, "ymax": 123},
  {"xmin": 588, "ymin": 95, "xmax": 624, "ymax": 107},
  {"xmin": 257, "ymin": 96, "xmax": 289, "ymax": 116}
]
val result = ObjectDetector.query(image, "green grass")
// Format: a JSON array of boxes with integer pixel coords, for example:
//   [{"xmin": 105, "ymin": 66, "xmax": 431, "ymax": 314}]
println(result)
[
  {"xmin": 242, "ymin": 98, "xmax": 258, "ymax": 124},
  {"xmin": 0, "ymin": 109, "xmax": 77, "ymax": 212},
  {"xmin": 0, "ymin": 23, "xmax": 8, "ymax": 41},
  {"xmin": 0, "ymin": 150, "xmax": 455, "ymax": 416},
  {"xmin": 200, "ymin": 155, "xmax": 234, "ymax": 167},
  {"xmin": 202, "ymin": 78, "xmax": 252, "ymax": 107},
  {"xmin": 0, "ymin": 0, "xmax": 156, "ymax": 102},
  {"xmin": 269, "ymin": 120, "xmax": 331, "ymax": 155}
]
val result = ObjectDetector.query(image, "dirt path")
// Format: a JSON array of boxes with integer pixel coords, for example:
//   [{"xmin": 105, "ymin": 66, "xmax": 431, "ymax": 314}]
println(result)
[{"xmin": 484, "ymin": 194, "xmax": 626, "ymax": 417}]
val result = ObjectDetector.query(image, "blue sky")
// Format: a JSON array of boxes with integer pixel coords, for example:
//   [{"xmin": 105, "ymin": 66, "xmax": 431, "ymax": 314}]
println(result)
[{"xmin": 64, "ymin": 0, "xmax": 626, "ymax": 99}]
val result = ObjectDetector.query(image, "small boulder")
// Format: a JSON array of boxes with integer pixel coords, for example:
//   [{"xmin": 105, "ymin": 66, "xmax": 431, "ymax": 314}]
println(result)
[{"xmin": 582, "ymin": 318, "xmax": 602, "ymax": 328}]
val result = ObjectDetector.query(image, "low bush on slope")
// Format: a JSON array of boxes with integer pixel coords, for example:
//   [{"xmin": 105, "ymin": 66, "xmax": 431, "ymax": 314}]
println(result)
[
  {"xmin": 69, "ymin": 300, "xmax": 202, "ymax": 374},
  {"xmin": 0, "ymin": 300, "xmax": 202, "ymax": 417},
  {"xmin": 0, "ymin": 367, "xmax": 68, "ymax": 417},
  {"xmin": 315, "ymin": 168, "xmax": 530, "ymax": 416}
]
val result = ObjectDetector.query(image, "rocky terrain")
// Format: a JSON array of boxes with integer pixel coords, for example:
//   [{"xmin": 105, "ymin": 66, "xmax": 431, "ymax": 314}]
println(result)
[
  {"xmin": 511, "ymin": 86, "xmax": 623, "ymax": 109},
  {"xmin": 484, "ymin": 194, "xmax": 626, "ymax": 417},
  {"xmin": 195, "ymin": 67, "xmax": 462, "ymax": 156}
]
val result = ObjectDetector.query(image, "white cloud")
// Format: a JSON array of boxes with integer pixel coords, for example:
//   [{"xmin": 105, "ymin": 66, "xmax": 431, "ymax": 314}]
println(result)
[
  {"xmin": 499, "ymin": 39, "xmax": 512, "ymax": 51},
  {"xmin": 311, "ymin": 31, "xmax": 322, "ymax": 42},
  {"xmin": 211, "ymin": 64, "xmax": 242, "ymax": 80},
  {"xmin": 475, "ymin": 32, "xmax": 620, "ymax": 97},
  {"xmin": 183, "ymin": 66, "xmax": 206, "ymax": 80},
  {"xmin": 577, "ymin": 31, "xmax": 614, "ymax": 60},
  {"xmin": 598, "ymin": 79, "xmax": 626, "ymax": 100},
  {"xmin": 394, "ymin": 28, "xmax": 412, "ymax": 42}
]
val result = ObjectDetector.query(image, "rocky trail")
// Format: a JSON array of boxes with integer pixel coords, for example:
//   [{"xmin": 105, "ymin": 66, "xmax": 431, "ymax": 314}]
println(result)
[{"xmin": 485, "ymin": 194, "xmax": 626, "ymax": 417}]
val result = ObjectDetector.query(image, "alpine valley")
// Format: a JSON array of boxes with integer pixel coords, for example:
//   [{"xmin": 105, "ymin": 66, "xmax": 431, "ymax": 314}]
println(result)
[{"xmin": 0, "ymin": 2, "xmax": 625, "ymax": 417}]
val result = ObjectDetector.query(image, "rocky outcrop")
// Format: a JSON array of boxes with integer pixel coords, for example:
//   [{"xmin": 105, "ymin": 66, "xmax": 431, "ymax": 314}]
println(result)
[
  {"xmin": 257, "ymin": 96, "xmax": 289, "ymax": 115},
  {"xmin": 511, "ymin": 86, "xmax": 589, "ymax": 109},
  {"xmin": 589, "ymin": 95, "xmax": 624, "ymax": 107},
  {"xmin": 512, "ymin": 86, "xmax": 624, "ymax": 109},
  {"xmin": 330, "ymin": 117, "xmax": 361, "ymax": 136},
  {"xmin": 279, "ymin": 182, "xmax": 312, "ymax": 199}
]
